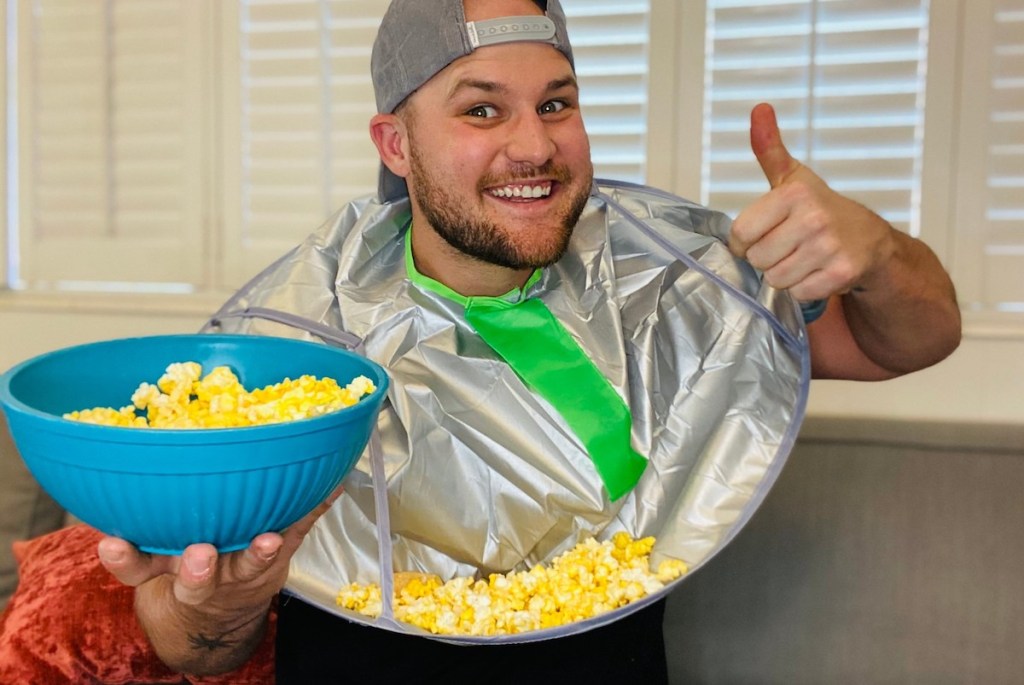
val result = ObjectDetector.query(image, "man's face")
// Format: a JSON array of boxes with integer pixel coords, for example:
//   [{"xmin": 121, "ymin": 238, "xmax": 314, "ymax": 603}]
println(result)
[{"xmin": 400, "ymin": 40, "xmax": 594, "ymax": 270}]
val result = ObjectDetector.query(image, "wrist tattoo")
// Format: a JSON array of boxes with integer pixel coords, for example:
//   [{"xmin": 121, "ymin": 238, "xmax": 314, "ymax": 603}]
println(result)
[{"xmin": 186, "ymin": 613, "xmax": 264, "ymax": 652}]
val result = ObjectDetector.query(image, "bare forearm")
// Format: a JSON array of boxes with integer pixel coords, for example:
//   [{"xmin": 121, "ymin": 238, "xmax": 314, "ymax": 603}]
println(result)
[
  {"xmin": 135, "ymin": 577, "xmax": 271, "ymax": 676},
  {"xmin": 841, "ymin": 229, "xmax": 961, "ymax": 374}
]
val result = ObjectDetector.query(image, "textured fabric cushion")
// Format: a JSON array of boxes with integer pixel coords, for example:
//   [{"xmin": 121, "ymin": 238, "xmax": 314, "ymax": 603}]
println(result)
[{"xmin": 0, "ymin": 524, "xmax": 275, "ymax": 684}]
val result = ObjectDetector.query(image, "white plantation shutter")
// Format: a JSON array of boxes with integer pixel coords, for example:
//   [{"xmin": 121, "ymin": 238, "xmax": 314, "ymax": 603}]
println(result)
[
  {"xmin": 220, "ymin": 0, "xmax": 383, "ymax": 284},
  {"xmin": 561, "ymin": 0, "xmax": 650, "ymax": 183},
  {"xmin": 9, "ymin": 1, "xmax": 654, "ymax": 293},
  {"xmin": 702, "ymin": 0, "xmax": 929, "ymax": 236},
  {"xmin": 953, "ymin": 0, "xmax": 1024, "ymax": 317},
  {"xmin": 5, "ymin": 0, "xmax": 1021, "ymax": 333},
  {"xmin": 14, "ymin": 0, "xmax": 206, "ymax": 290}
]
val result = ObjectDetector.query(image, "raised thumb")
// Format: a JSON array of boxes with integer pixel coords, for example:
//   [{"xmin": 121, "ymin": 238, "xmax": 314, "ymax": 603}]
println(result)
[{"xmin": 750, "ymin": 102, "xmax": 798, "ymax": 188}]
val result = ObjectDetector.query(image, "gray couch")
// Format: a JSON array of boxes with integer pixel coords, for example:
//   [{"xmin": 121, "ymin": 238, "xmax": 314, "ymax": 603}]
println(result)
[
  {"xmin": 3, "ymin": 413, "xmax": 1023, "ymax": 683},
  {"xmin": 665, "ymin": 417, "xmax": 1024, "ymax": 684},
  {"xmin": 0, "ymin": 411, "xmax": 66, "ymax": 612}
]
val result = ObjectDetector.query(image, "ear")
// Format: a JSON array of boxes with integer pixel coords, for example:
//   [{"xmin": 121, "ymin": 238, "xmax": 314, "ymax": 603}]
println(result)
[{"xmin": 369, "ymin": 113, "xmax": 411, "ymax": 179}]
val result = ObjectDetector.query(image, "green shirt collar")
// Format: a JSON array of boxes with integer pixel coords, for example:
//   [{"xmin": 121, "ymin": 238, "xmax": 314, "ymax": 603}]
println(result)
[{"xmin": 404, "ymin": 229, "xmax": 543, "ymax": 306}]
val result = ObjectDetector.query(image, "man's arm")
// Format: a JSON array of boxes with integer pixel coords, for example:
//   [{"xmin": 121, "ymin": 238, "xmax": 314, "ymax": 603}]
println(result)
[
  {"xmin": 807, "ymin": 232, "xmax": 961, "ymax": 380},
  {"xmin": 98, "ymin": 486, "xmax": 341, "ymax": 675},
  {"xmin": 729, "ymin": 103, "xmax": 961, "ymax": 380}
]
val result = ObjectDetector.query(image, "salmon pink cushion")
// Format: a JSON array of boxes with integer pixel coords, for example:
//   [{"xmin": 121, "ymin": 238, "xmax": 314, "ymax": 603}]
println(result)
[{"xmin": 0, "ymin": 524, "xmax": 274, "ymax": 684}]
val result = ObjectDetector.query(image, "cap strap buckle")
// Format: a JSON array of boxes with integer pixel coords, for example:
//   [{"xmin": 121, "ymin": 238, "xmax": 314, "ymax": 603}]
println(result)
[{"xmin": 466, "ymin": 16, "xmax": 557, "ymax": 49}]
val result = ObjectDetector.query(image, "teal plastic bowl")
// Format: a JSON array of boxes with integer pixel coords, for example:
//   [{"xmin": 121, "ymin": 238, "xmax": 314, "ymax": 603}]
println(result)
[{"xmin": 0, "ymin": 334, "xmax": 389, "ymax": 555}]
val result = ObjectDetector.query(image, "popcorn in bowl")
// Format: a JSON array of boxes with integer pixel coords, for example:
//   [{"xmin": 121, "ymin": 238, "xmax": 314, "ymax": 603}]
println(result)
[{"xmin": 65, "ymin": 360, "xmax": 376, "ymax": 429}]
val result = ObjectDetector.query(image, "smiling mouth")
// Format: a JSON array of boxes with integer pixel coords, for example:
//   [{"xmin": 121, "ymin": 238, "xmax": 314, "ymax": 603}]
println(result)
[{"xmin": 488, "ymin": 182, "xmax": 553, "ymax": 199}]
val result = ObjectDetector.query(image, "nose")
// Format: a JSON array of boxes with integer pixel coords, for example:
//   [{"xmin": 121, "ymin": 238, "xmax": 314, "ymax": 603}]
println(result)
[{"xmin": 505, "ymin": 111, "xmax": 557, "ymax": 167}]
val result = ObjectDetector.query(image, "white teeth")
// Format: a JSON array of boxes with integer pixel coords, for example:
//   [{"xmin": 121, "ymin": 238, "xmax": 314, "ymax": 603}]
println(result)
[{"xmin": 490, "ymin": 184, "xmax": 551, "ymax": 199}]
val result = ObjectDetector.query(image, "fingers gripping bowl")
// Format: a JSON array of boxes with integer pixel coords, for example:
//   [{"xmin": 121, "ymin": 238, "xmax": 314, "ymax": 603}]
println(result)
[{"xmin": 0, "ymin": 334, "xmax": 389, "ymax": 555}]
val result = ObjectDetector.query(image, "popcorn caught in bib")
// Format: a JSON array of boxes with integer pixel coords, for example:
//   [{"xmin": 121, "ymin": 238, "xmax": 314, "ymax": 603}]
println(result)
[{"xmin": 337, "ymin": 532, "xmax": 687, "ymax": 636}]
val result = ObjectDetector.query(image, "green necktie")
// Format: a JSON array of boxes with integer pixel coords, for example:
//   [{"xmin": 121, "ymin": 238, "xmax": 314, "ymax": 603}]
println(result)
[{"xmin": 464, "ymin": 296, "xmax": 647, "ymax": 501}]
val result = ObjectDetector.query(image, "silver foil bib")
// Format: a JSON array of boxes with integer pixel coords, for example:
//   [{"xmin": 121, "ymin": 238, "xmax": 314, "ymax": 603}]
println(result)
[{"xmin": 205, "ymin": 180, "xmax": 810, "ymax": 643}]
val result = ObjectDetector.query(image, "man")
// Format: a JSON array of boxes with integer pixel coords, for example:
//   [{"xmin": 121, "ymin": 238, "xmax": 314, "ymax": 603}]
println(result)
[{"xmin": 97, "ymin": 0, "xmax": 961, "ymax": 682}]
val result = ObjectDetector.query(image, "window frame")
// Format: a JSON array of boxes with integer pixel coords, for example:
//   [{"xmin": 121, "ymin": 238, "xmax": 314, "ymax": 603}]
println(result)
[{"xmin": 1, "ymin": 0, "xmax": 8, "ymax": 292}]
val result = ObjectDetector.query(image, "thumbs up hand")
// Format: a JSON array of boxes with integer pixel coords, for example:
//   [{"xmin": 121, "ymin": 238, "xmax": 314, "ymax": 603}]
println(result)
[{"xmin": 728, "ymin": 103, "xmax": 897, "ymax": 303}]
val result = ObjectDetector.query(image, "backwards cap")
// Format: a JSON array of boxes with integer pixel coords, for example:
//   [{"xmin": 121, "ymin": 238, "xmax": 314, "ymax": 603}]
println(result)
[{"xmin": 371, "ymin": 0, "xmax": 575, "ymax": 202}]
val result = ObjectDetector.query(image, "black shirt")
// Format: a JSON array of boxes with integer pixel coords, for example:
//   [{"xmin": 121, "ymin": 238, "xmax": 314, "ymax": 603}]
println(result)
[{"xmin": 276, "ymin": 594, "xmax": 669, "ymax": 685}]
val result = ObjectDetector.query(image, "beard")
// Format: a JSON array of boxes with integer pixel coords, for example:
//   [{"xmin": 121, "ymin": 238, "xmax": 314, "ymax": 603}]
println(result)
[{"xmin": 408, "ymin": 146, "xmax": 592, "ymax": 271}]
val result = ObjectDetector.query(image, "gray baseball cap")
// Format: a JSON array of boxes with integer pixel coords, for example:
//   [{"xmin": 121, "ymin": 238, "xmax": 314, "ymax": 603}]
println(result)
[{"xmin": 371, "ymin": 0, "xmax": 576, "ymax": 202}]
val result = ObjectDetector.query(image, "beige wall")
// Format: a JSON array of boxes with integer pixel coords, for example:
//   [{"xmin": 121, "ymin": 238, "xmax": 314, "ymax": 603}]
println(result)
[
  {"xmin": 0, "ymin": 306, "xmax": 206, "ymax": 381},
  {"xmin": 808, "ymin": 335, "xmax": 1024, "ymax": 424}
]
